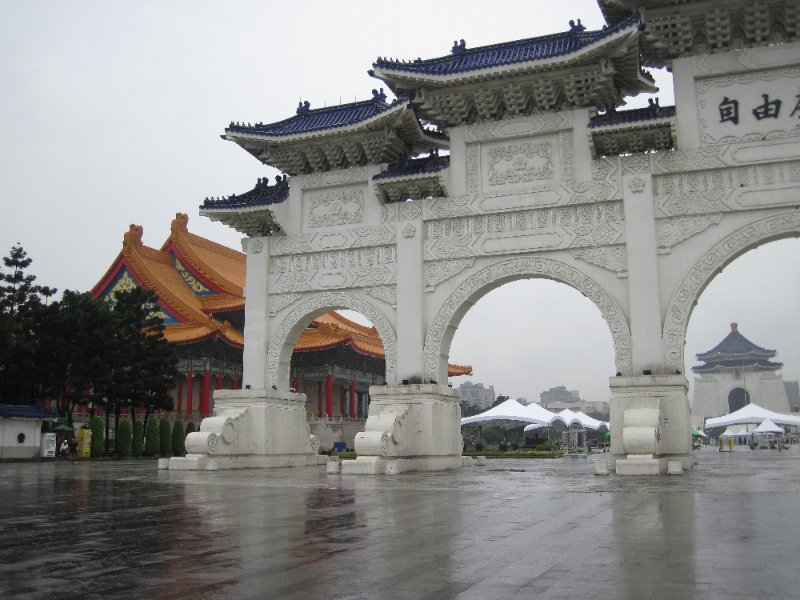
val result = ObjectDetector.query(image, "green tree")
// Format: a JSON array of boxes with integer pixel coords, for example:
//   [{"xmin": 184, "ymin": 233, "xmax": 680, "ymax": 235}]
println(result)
[
  {"xmin": 37, "ymin": 290, "xmax": 118, "ymax": 424},
  {"xmin": 171, "ymin": 420, "xmax": 186, "ymax": 457},
  {"xmin": 185, "ymin": 421, "xmax": 196, "ymax": 436},
  {"xmin": 0, "ymin": 244, "xmax": 56, "ymax": 404},
  {"xmin": 132, "ymin": 420, "xmax": 144, "ymax": 457},
  {"xmin": 158, "ymin": 417, "xmax": 172, "ymax": 457},
  {"xmin": 143, "ymin": 416, "xmax": 159, "ymax": 457},
  {"xmin": 116, "ymin": 420, "xmax": 132, "ymax": 458},
  {"xmin": 106, "ymin": 288, "xmax": 178, "ymax": 434},
  {"xmin": 89, "ymin": 415, "xmax": 105, "ymax": 457}
]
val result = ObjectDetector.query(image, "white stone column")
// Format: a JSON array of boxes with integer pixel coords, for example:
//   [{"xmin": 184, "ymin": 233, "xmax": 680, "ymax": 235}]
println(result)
[
  {"xmin": 395, "ymin": 207, "xmax": 426, "ymax": 382},
  {"xmin": 241, "ymin": 237, "xmax": 270, "ymax": 390},
  {"xmin": 621, "ymin": 166, "xmax": 665, "ymax": 374}
]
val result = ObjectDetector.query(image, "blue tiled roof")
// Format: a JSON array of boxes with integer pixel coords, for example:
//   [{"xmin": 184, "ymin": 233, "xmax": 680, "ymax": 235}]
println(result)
[
  {"xmin": 0, "ymin": 403, "xmax": 57, "ymax": 420},
  {"xmin": 226, "ymin": 90, "xmax": 397, "ymax": 138},
  {"xmin": 372, "ymin": 17, "xmax": 640, "ymax": 77},
  {"xmin": 373, "ymin": 154, "xmax": 450, "ymax": 181},
  {"xmin": 696, "ymin": 328, "xmax": 775, "ymax": 362},
  {"xmin": 202, "ymin": 176, "xmax": 289, "ymax": 211},
  {"xmin": 589, "ymin": 101, "xmax": 675, "ymax": 128}
]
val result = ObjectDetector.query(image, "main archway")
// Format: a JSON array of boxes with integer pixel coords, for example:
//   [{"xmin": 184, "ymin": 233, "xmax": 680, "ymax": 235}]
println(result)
[{"xmin": 424, "ymin": 256, "xmax": 632, "ymax": 384}]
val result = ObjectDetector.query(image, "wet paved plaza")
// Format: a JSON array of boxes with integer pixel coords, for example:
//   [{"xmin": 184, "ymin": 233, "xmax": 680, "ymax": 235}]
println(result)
[{"xmin": 1, "ymin": 448, "xmax": 799, "ymax": 600}]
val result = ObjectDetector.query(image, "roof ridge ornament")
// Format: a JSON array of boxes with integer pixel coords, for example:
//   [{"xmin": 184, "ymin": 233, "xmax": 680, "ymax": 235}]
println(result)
[
  {"xmin": 371, "ymin": 88, "xmax": 387, "ymax": 104},
  {"xmin": 123, "ymin": 224, "xmax": 144, "ymax": 249},
  {"xmin": 296, "ymin": 100, "xmax": 311, "ymax": 116},
  {"xmin": 569, "ymin": 19, "xmax": 585, "ymax": 33},
  {"xmin": 451, "ymin": 39, "xmax": 466, "ymax": 55}
]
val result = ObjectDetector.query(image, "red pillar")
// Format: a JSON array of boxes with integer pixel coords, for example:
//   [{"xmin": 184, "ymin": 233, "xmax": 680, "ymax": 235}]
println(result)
[
  {"xmin": 291, "ymin": 377, "xmax": 300, "ymax": 392},
  {"xmin": 186, "ymin": 370, "xmax": 194, "ymax": 417},
  {"xmin": 216, "ymin": 371, "xmax": 224, "ymax": 390},
  {"xmin": 317, "ymin": 381, "xmax": 323, "ymax": 418},
  {"xmin": 325, "ymin": 375, "xmax": 333, "ymax": 421},
  {"xmin": 200, "ymin": 368, "xmax": 211, "ymax": 417},
  {"xmin": 232, "ymin": 372, "xmax": 239, "ymax": 390},
  {"xmin": 349, "ymin": 380, "xmax": 356, "ymax": 421}
]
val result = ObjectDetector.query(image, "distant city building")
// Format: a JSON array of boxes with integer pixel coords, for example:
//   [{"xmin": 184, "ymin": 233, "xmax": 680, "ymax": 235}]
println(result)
[
  {"xmin": 691, "ymin": 322, "xmax": 796, "ymax": 428},
  {"xmin": 459, "ymin": 381, "xmax": 496, "ymax": 411},
  {"xmin": 540, "ymin": 386, "xmax": 580, "ymax": 405},
  {"xmin": 539, "ymin": 385, "xmax": 608, "ymax": 418}
]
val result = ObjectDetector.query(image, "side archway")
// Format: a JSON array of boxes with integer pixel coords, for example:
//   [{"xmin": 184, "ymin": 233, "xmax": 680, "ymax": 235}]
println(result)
[
  {"xmin": 663, "ymin": 211, "xmax": 800, "ymax": 372},
  {"xmin": 266, "ymin": 292, "xmax": 397, "ymax": 390},
  {"xmin": 424, "ymin": 256, "xmax": 632, "ymax": 383}
]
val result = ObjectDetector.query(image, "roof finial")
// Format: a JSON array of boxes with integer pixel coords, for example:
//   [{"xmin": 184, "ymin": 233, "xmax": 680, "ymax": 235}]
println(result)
[
  {"xmin": 123, "ymin": 224, "xmax": 144, "ymax": 249},
  {"xmin": 372, "ymin": 87, "xmax": 387, "ymax": 103},
  {"xmin": 731, "ymin": 322, "xmax": 738, "ymax": 332},
  {"xmin": 451, "ymin": 39, "xmax": 466, "ymax": 55},
  {"xmin": 171, "ymin": 213, "xmax": 189, "ymax": 233},
  {"xmin": 296, "ymin": 100, "xmax": 311, "ymax": 115},
  {"xmin": 569, "ymin": 19, "xmax": 585, "ymax": 32}
]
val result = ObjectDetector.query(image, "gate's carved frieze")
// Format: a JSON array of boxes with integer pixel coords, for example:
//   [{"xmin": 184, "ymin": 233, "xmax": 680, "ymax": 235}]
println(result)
[
  {"xmin": 663, "ymin": 211, "xmax": 800, "ymax": 372},
  {"xmin": 424, "ymin": 202, "xmax": 625, "ymax": 259},
  {"xmin": 654, "ymin": 161, "xmax": 800, "ymax": 217},
  {"xmin": 570, "ymin": 246, "xmax": 627, "ymax": 277},
  {"xmin": 424, "ymin": 256, "xmax": 632, "ymax": 381},
  {"xmin": 271, "ymin": 225, "xmax": 395, "ymax": 256},
  {"xmin": 267, "ymin": 292, "xmax": 397, "ymax": 387},
  {"xmin": 301, "ymin": 167, "xmax": 368, "ymax": 189},
  {"xmin": 466, "ymin": 112, "xmax": 572, "ymax": 142},
  {"xmin": 424, "ymin": 258, "xmax": 475, "ymax": 292},
  {"xmin": 270, "ymin": 246, "xmax": 396, "ymax": 293}
]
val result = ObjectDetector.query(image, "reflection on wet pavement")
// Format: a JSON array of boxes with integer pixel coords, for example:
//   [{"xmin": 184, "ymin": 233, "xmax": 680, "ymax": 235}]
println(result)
[{"xmin": 1, "ymin": 448, "xmax": 799, "ymax": 599}]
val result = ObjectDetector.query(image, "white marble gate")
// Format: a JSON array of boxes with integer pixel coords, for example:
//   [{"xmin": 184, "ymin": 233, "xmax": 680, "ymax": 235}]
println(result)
[{"xmin": 171, "ymin": 0, "xmax": 800, "ymax": 474}]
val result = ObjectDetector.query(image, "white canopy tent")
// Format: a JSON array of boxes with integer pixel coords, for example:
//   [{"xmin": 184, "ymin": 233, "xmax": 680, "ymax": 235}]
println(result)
[
  {"xmin": 522, "ymin": 409, "xmax": 609, "ymax": 432},
  {"xmin": 754, "ymin": 419, "xmax": 784, "ymax": 434},
  {"xmin": 460, "ymin": 398, "xmax": 553, "ymax": 428},
  {"xmin": 705, "ymin": 403, "xmax": 800, "ymax": 429}
]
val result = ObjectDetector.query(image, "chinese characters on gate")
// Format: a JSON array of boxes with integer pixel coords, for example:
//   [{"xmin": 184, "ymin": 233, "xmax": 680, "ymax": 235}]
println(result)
[{"xmin": 719, "ymin": 93, "xmax": 800, "ymax": 125}]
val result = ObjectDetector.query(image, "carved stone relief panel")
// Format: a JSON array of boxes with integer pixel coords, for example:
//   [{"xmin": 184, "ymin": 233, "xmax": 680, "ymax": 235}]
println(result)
[
  {"xmin": 364, "ymin": 285, "xmax": 397, "ymax": 307},
  {"xmin": 268, "ymin": 293, "xmax": 302, "ymax": 317},
  {"xmin": 482, "ymin": 137, "xmax": 558, "ymax": 194},
  {"xmin": 424, "ymin": 258, "xmax": 475, "ymax": 292},
  {"xmin": 302, "ymin": 167, "xmax": 368, "ymax": 189},
  {"xmin": 570, "ymin": 246, "xmax": 627, "ymax": 277},
  {"xmin": 270, "ymin": 246, "xmax": 396, "ymax": 293},
  {"xmin": 663, "ymin": 211, "xmax": 800, "ymax": 372},
  {"xmin": 305, "ymin": 187, "xmax": 365, "ymax": 229},
  {"xmin": 424, "ymin": 256, "xmax": 632, "ymax": 382},
  {"xmin": 561, "ymin": 156, "xmax": 621, "ymax": 205},
  {"xmin": 656, "ymin": 214, "xmax": 723, "ymax": 253},
  {"xmin": 424, "ymin": 202, "xmax": 625, "ymax": 260},
  {"xmin": 697, "ymin": 67, "xmax": 800, "ymax": 145}
]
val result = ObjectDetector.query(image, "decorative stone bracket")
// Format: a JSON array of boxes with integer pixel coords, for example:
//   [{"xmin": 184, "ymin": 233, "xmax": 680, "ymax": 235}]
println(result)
[
  {"xmin": 169, "ymin": 389, "xmax": 320, "ymax": 471},
  {"xmin": 342, "ymin": 383, "xmax": 464, "ymax": 475}
]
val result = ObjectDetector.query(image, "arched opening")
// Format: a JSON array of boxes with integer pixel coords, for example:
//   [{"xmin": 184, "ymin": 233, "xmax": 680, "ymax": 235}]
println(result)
[
  {"xmin": 728, "ymin": 387, "xmax": 750, "ymax": 413},
  {"xmin": 448, "ymin": 278, "xmax": 617, "ymax": 451},
  {"xmin": 684, "ymin": 237, "xmax": 800, "ymax": 424},
  {"xmin": 290, "ymin": 310, "xmax": 383, "ymax": 426}
]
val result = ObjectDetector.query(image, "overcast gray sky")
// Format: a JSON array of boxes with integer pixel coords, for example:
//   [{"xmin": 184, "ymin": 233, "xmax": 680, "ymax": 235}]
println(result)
[{"xmin": 1, "ymin": 0, "xmax": 797, "ymax": 406}]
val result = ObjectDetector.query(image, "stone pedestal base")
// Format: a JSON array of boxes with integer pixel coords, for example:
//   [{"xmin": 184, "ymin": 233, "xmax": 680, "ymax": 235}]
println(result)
[
  {"xmin": 341, "ymin": 384, "xmax": 462, "ymax": 475},
  {"xmin": 609, "ymin": 375, "xmax": 694, "ymax": 475},
  {"xmin": 168, "ymin": 388, "xmax": 319, "ymax": 471}
]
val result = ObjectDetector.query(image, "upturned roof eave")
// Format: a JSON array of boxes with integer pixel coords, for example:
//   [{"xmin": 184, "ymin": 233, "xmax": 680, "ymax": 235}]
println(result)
[
  {"xmin": 224, "ymin": 101, "xmax": 413, "ymax": 146},
  {"xmin": 371, "ymin": 21, "xmax": 643, "ymax": 89}
]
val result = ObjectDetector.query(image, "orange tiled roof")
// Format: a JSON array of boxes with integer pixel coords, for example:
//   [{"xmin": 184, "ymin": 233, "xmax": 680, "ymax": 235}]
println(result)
[{"xmin": 94, "ymin": 217, "xmax": 471, "ymax": 375}]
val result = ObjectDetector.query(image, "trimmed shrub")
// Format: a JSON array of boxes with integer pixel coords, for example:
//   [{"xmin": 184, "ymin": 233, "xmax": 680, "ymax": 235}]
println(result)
[
  {"xmin": 171, "ymin": 420, "xmax": 186, "ymax": 457},
  {"xmin": 185, "ymin": 421, "xmax": 196, "ymax": 436},
  {"xmin": 159, "ymin": 418, "xmax": 172, "ymax": 457},
  {"xmin": 143, "ymin": 417, "xmax": 159, "ymax": 457},
  {"xmin": 116, "ymin": 420, "xmax": 132, "ymax": 459},
  {"xmin": 89, "ymin": 416, "xmax": 104, "ymax": 457},
  {"xmin": 132, "ymin": 420, "xmax": 144, "ymax": 457},
  {"xmin": 498, "ymin": 440, "xmax": 509, "ymax": 452},
  {"xmin": 475, "ymin": 442, "xmax": 484, "ymax": 452}
]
